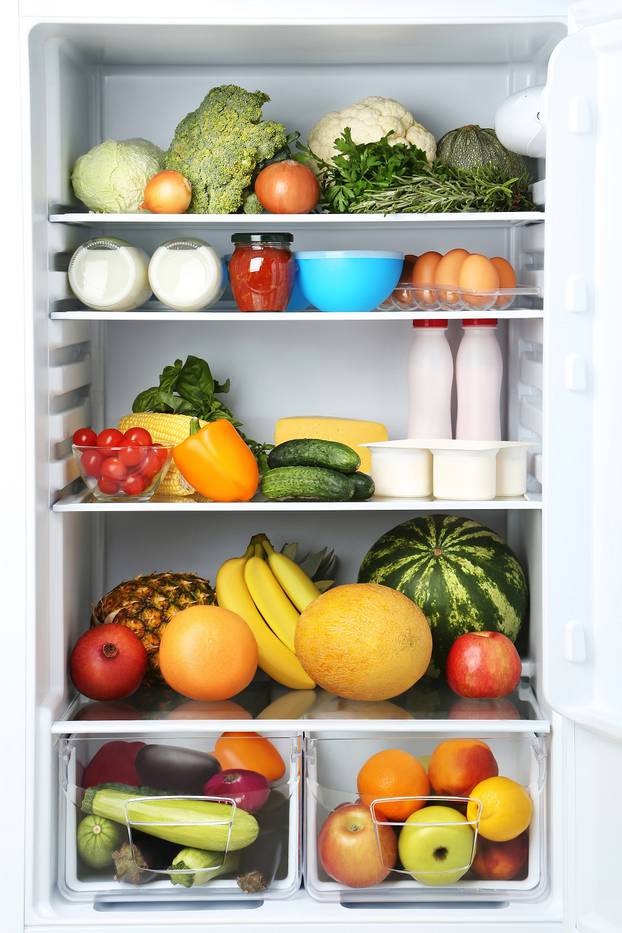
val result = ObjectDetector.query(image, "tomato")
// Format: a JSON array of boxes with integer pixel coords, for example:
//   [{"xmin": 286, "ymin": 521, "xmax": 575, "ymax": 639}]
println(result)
[
  {"xmin": 153, "ymin": 443, "xmax": 170, "ymax": 467},
  {"xmin": 121, "ymin": 473, "xmax": 147, "ymax": 497},
  {"xmin": 254, "ymin": 160, "xmax": 320, "ymax": 214},
  {"xmin": 73, "ymin": 427, "xmax": 97, "ymax": 448},
  {"xmin": 98, "ymin": 477, "xmax": 119, "ymax": 495},
  {"xmin": 101, "ymin": 457, "xmax": 128, "ymax": 483},
  {"xmin": 123, "ymin": 427, "xmax": 153, "ymax": 447},
  {"xmin": 97, "ymin": 428, "xmax": 125, "ymax": 453},
  {"xmin": 140, "ymin": 449, "xmax": 161, "ymax": 480},
  {"xmin": 119, "ymin": 443, "xmax": 144, "ymax": 469},
  {"xmin": 81, "ymin": 449, "xmax": 103, "ymax": 478}
]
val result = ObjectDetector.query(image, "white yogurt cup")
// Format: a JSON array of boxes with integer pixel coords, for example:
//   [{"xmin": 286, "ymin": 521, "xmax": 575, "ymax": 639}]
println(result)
[
  {"xmin": 366, "ymin": 446, "xmax": 432, "ymax": 498},
  {"xmin": 432, "ymin": 446, "xmax": 498, "ymax": 500},
  {"xmin": 496, "ymin": 444, "xmax": 529, "ymax": 497}
]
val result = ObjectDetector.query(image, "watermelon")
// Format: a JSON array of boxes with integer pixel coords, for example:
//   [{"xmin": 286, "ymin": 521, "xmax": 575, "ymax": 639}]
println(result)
[{"xmin": 358, "ymin": 515, "xmax": 528, "ymax": 676}]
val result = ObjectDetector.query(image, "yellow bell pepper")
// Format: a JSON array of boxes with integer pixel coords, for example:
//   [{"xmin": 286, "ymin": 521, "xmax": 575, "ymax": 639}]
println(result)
[{"xmin": 173, "ymin": 420, "xmax": 259, "ymax": 502}]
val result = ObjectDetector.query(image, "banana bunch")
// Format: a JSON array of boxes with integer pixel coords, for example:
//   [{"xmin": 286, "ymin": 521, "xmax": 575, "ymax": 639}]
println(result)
[{"xmin": 216, "ymin": 535, "xmax": 336, "ymax": 690}]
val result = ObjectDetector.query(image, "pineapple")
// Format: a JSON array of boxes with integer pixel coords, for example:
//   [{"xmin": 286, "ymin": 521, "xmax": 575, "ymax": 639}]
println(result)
[{"xmin": 91, "ymin": 573, "xmax": 216, "ymax": 684}]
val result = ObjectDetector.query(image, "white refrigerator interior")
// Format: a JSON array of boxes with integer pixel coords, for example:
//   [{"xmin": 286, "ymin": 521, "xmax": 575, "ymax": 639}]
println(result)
[{"xmin": 9, "ymin": 1, "xmax": 622, "ymax": 931}]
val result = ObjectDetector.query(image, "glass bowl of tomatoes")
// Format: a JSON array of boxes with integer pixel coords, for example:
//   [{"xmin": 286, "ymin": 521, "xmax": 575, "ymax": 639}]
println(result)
[{"xmin": 72, "ymin": 426, "xmax": 173, "ymax": 502}]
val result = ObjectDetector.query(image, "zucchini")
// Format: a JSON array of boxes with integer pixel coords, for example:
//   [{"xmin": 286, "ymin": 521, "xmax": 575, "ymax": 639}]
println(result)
[
  {"xmin": 169, "ymin": 848, "xmax": 240, "ymax": 887},
  {"xmin": 262, "ymin": 467, "xmax": 354, "ymax": 502},
  {"xmin": 82, "ymin": 786, "xmax": 259, "ymax": 851},
  {"xmin": 350, "ymin": 471, "xmax": 375, "ymax": 501},
  {"xmin": 268, "ymin": 439, "xmax": 360, "ymax": 474}
]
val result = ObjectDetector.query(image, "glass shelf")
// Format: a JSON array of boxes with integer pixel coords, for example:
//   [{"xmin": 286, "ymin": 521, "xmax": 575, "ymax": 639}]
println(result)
[{"xmin": 52, "ymin": 678, "xmax": 549, "ymax": 736}]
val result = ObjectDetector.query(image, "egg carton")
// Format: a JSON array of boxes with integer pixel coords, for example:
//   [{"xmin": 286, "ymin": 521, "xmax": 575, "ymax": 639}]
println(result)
[{"xmin": 378, "ymin": 284, "xmax": 541, "ymax": 313}]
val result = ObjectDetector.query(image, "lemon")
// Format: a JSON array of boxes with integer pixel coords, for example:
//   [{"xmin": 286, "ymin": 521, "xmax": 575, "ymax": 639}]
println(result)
[{"xmin": 467, "ymin": 776, "xmax": 533, "ymax": 842}]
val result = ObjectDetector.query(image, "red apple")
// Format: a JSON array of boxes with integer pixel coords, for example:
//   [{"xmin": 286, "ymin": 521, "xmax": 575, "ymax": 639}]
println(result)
[
  {"xmin": 471, "ymin": 832, "xmax": 529, "ymax": 880},
  {"xmin": 318, "ymin": 802, "xmax": 397, "ymax": 887},
  {"xmin": 69, "ymin": 624, "xmax": 148, "ymax": 700},
  {"xmin": 446, "ymin": 631, "xmax": 522, "ymax": 698},
  {"xmin": 448, "ymin": 696, "xmax": 521, "ymax": 720}
]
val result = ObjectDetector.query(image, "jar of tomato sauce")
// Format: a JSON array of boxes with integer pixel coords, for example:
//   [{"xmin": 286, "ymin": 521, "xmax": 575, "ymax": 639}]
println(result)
[{"xmin": 229, "ymin": 233, "xmax": 294, "ymax": 312}]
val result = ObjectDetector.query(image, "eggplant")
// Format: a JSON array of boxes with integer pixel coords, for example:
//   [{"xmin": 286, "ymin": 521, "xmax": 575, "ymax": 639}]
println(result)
[
  {"xmin": 257, "ymin": 790, "xmax": 290, "ymax": 832},
  {"xmin": 236, "ymin": 830, "xmax": 284, "ymax": 894},
  {"xmin": 135, "ymin": 744, "xmax": 220, "ymax": 795},
  {"xmin": 113, "ymin": 830, "xmax": 180, "ymax": 885}
]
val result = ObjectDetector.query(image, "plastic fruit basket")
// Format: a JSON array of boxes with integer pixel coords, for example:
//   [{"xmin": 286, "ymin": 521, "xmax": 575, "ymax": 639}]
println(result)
[
  {"xmin": 58, "ymin": 733, "xmax": 301, "ymax": 904},
  {"xmin": 378, "ymin": 284, "xmax": 541, "ymax": 312},
  {"xmin": 305, "ymin": 732, "xmax": 546, "ymax": 903},
  {"xmin": 72, "ymin": 445, "xmax": 173, "ymax": 501}
]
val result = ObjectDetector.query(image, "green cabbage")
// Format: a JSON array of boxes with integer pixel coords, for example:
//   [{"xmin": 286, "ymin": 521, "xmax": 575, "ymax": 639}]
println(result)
[{"xmin": 71, "ymin": 138, "xmax": 164, "ymax": 213}]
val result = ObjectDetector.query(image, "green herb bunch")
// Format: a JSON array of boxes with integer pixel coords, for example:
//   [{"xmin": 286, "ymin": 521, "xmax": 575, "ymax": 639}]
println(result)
[
  {"xmin": 302, "ymin": 129, "xmax": 535, "ymax": 214},
  {"xmin": 132, "ymin": 355, "xmax": 272, "ymax": 472}
]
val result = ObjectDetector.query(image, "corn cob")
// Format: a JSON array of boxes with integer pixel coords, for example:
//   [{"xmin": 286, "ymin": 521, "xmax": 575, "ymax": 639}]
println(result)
[{"xmin": 118, "ymin": 413, "xmax": 206, "ymax": 497}]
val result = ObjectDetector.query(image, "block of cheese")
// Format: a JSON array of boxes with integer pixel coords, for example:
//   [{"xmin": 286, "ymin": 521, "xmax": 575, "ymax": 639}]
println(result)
[{"xmin": 274, "ymin": 417, "xmax": 388, "ymax": 473}]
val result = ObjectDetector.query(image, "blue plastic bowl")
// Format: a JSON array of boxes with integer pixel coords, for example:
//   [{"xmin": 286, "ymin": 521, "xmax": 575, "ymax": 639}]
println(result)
[
  {"xmin": 296, "ymin": 251, "xmax": 404, "ymax": 312},
  {"xmin": 286, "ymin": 261, "xmax": 310, "ymax": 311}
]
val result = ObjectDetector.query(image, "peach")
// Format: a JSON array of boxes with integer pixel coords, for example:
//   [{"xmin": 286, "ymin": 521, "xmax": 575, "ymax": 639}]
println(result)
[
  {"xmin": 471, "ymin": 832, "xmax": 529, "ymax": 880},
  {"xmin": 428, "ymin": 739, "xmax": 498, "ymax": 798}
]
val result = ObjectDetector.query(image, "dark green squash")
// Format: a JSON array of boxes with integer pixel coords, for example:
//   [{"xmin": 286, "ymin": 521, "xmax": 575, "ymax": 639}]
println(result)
[{"xmin": 437, "ymin": 125, "xmax": 529, "ymax": 179}]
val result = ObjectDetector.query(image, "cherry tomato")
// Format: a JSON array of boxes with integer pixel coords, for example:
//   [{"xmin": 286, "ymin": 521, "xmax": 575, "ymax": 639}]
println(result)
[
  {"xmin": 123, "ymin": 427, "xmax": 153, "ymax": 447},
  {"xmin": 140, "ymin": 449, "xmax": 161, "ymax": 480},
  {"xmin": 73, "ymin": 427, "xmax": 97, "ymax": 448},
  {"xmin": 153, "ymin": 443, "xmax": 170, "ymax": 467},
  {"xmin": 98, "ymin": 477, "xmax": 119, "ymax": 495},
  {"xmin": 97, "ymin": 428, "xmax": 125, "ymax": 453},
  {"xmin": 81, "ymin": 449, "xmax": 103, "ymax": 478},
  {"xmin": 119, "ymin": 443, "xmax": 144, "ymax": 469},
  {"xmin": 121, "ymin": 473, "xmax": 147, "ymax": 497},
  {"xmin": 100, "ymin": 457, "xmax": 128, "ymax": 483}
]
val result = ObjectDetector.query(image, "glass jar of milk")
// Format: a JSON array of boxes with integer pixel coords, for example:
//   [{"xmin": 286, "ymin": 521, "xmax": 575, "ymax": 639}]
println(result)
[
  {"xmin": 68, "ymin": 238, "xmax": 152, "ymax": 311},
  {"xmin": 148, "ymin": 238, "xmax": 226, "ymax": 312}
]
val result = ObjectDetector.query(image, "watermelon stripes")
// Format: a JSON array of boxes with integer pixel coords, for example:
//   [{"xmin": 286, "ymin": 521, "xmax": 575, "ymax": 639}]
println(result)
[{"xmin": 358, "ymin": 515, "xmax": 528, "ymax": 676}]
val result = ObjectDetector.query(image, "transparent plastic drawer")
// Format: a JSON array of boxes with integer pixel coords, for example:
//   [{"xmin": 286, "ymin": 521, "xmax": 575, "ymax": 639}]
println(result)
[
  {"xmin": 59, "ymin": 732, "xmax": 301, "ymax": 903},
  {"xmin": 305, "ymin": 732, "xmax": 546, "ymax": 903}
]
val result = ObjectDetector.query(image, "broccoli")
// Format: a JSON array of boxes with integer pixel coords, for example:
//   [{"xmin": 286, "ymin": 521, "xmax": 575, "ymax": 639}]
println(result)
[
  {"xmin": 242, "ymin": 192, "xmax": 265, "ymax": 214},
  {"xmin": 165, "ymin": 85, "xmax": 288, "ymax": 214}
]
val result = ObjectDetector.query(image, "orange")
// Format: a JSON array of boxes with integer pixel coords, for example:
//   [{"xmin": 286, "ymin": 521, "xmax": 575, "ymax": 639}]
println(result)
[
  {"xmin": 214, "ymin": 732, "xmax": 285, "ymax": 782},
  {"xmin": 159, "ymin": 605, "xmax": 257, "ymax": 701},
  {"xmin": 467, "ymin": 776, "xmax": 533, "ymax": 842},
  {"xmin": 357, "ymin": 749, "xmax": 430, "ymax": 821}
]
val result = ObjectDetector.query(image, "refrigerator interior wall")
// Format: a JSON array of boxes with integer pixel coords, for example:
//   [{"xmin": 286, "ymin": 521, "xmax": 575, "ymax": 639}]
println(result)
[{"xmin": 25, "ymin": 13, "xmax": 565, "ymax": 929}]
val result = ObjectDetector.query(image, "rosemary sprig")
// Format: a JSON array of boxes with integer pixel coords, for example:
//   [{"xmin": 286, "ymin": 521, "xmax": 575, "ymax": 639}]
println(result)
[{"xmin": 302, "ymin": 130, "xmax": 535, "ymax": 214}]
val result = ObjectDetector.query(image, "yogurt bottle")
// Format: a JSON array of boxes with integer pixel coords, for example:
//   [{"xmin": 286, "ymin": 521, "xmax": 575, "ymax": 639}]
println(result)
[
  {"xmin": 148, "ymin": 238, "xmax": 226, "ymax": 311},
  {"xmin": 456, "ymin": 319, "xmax": 503, "ymax": 441},
  {"xmin": 68, "ymin": 237, "xmax": 152, "ymax": 312},
  {"xmin": 408, "ymin": 319, "xmax": 453, "ymax": 439}
]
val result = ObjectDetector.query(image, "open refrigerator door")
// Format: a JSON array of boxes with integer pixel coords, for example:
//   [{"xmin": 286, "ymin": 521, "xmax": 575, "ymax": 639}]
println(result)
[{"xmin": 543, "ymin": 3, "xmax": 622, "ymax": 930}]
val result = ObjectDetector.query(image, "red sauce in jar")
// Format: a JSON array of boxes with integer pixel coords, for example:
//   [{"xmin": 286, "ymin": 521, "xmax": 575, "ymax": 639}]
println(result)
[{"xmin": 229, "ymin": 233, "xmax": 294, "ymax": 312}]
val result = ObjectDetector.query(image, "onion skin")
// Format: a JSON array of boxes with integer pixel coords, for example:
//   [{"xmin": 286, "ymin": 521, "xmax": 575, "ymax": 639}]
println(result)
[
  {"xmin": 254, "ymin": 160, "xmax": 319, "ymax": 214},
  {"xmin": 142, "ymin": 170, "xmax": 192, "ymax": 214},
  {"xmin": 204, "ymin": 769, "xmax": 270, "ymax": 814}
]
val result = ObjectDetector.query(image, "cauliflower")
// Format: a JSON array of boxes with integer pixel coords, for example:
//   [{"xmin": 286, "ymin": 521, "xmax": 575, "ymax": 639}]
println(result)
[
  {"xmin": 308, "ymin": 96, "xmax": 436, "ymax": 164},
  {"xmin": 165, "ymin": 85, "xmax": 288, "ymax": 214}
]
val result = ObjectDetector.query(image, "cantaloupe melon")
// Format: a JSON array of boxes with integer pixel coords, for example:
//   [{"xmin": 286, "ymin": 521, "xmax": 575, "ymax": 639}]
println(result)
[{"xmin": 294, "ymin": 583, "xmax": 432, "ymax": 701}]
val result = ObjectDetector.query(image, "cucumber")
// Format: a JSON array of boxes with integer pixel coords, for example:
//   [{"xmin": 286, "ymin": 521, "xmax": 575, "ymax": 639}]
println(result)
[
  {"xmin": 268, "ymin": 439, "xmax": 360, "ymax": 474},
  {"xmin": 350, "ymin": 471, "xmax": 375, "ymax": 501},
  {"xmin": 262, "ymin": 467, "xmax": 354, "ymax": 502}
]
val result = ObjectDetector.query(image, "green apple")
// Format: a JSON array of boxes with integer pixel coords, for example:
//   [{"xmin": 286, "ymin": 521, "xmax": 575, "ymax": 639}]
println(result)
[{"xmin": 398, "ymin": 805, "xmax": 474, "ymax": 886}]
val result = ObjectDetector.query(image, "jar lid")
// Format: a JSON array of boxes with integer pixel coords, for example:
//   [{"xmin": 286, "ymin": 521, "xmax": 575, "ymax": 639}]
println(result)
[
  {"xmin": 463, "ymin": 318, "xmax": 498, "ymax": 326},
  {"xmin": 231, "ymin": 233, "xmax": 293, "ymax": 244},
  {"xmin": 413, "ymin": 319, "xmax": 448, "ymax": 328}
]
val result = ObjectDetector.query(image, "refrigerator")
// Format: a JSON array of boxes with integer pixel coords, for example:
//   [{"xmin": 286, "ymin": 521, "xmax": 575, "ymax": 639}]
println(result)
[{"xmin": 4, "ymin": 0, "xmax": 622, "ymax": 930}]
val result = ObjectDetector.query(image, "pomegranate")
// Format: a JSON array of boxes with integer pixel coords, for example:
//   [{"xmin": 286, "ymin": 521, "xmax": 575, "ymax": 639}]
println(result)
[
  {"xmin": 69, "ymin": 623, "xmax": 147, "ymax": 700},
  {"xmin": 204, "ymin": 769, "xmax": 270, "ymax": 814}
]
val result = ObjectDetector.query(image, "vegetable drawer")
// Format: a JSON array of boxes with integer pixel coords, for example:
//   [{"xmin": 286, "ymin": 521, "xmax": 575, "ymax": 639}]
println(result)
[
  {"xmin": 58, "ymin": 732, "xmax": 301, "ymax": 903},
  {"xmin": 305, "ymin": 732, "xmax": 547, "ymax": 903}
]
